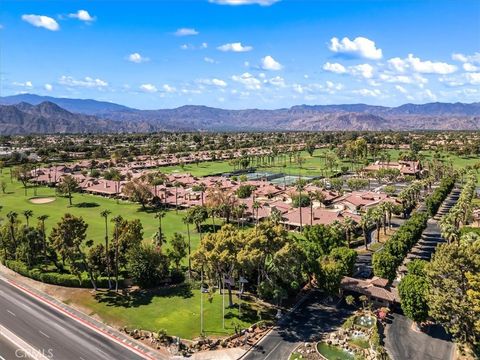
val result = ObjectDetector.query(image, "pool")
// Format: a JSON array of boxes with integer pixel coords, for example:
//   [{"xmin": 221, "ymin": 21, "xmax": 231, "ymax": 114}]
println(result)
[{"xmin": 317, "ymin": 342, "xmax": 354, "ymax": 360}]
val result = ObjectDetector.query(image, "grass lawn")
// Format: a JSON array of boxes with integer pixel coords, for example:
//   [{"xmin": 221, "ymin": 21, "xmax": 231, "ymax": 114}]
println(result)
[
  {"xmin": 65, "ymin": 285, "xmax": 274, "ymax": 339},
  {"xmin": 0, "ymin": 170, "xmax": 217, "ymax": 252}
]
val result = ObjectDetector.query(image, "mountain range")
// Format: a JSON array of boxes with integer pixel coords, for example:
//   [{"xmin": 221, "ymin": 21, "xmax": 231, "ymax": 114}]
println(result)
[{"xmin": 1, "ymin": 93, "xmax": 479, "ymax": 134}]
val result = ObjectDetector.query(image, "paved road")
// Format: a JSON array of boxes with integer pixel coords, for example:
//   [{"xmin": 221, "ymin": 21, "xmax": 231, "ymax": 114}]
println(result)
[
  {"xmin": 0, "ymin": 332, "xmax": 32, "ymax": 360},
  {"xmin": 385, "ymin": 314, "xmax": 454, "ymax": 360},
  {"xmin": 0, "ymin": 279, "xmax": 148, "ymax": 360},
  {"xmin": 243, "ymin": 291, "xmax": 351, "ymax": 360}
]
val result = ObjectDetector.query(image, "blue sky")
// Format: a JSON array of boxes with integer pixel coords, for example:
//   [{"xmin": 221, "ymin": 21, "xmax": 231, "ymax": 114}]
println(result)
[{"xmin": 1, "ymin": 0, "xmax": 479, "ymax": 109}]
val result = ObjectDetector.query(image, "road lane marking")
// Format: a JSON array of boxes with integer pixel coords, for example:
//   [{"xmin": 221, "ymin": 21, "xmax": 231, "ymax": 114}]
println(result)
[
  {"xmin": 0, "ymin": 324, "xmax": 49, "ymax": 360},
  {"xmin": 39, "ymin": 330, "xmax": 50, "ymax": 339},
  {"xmin": 2, "ymin": 278, "xmax": 154, "ymax": 360},
  {"xmin": 7, "ymin": 310, "xmax": 16, "ymax": 317},
  {"xmin": 264, "ymin": 342, "xmax": 282, "ymax": 360}
]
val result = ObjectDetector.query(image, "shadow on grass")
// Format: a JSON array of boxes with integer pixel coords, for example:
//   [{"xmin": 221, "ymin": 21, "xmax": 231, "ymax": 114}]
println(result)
[
  {"xmin": 93, "ymin": 283, "xmax": 194, "ymax": 308},
  {"xmin": 74, "ymin": 202, "xmax": 100, "ymax": 208},
  {"xmin": 224, "ymin": 302, "xmax": 274, "ymax": 324}
]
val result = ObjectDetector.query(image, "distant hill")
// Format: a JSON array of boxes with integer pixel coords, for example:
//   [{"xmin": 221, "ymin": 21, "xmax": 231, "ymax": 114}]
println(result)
[
  {"xmin": 1, "ymin": 94, "xmax": 479, "ymax": 133},
  {"xmin": 0, "ymin": 94, "xmax": 133, "ymax": 115},
  {"xmin": 0, "ymin": 101, "xmax": 145, "ymax": 134}
]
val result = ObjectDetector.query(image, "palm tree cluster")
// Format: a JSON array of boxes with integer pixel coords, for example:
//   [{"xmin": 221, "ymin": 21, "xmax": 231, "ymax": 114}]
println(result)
[{"xmin": 440, "ymin": 171, "xmax": 476, "ymax": 244}]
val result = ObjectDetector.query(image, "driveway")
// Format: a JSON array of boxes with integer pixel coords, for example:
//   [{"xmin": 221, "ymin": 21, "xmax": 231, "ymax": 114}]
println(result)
[
  {"xmin": 243, "ymin": 291, "xmax": 352, "ymax": 360},
  {"xmin": 385, "ymin": 314, "xmax": 454, "ymax": 360}
]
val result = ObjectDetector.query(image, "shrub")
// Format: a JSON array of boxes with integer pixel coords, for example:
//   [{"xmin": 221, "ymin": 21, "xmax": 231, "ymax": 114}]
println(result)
[{"xmin": 292, "ymin": 194, "xmax": 311, "ymax": 208}]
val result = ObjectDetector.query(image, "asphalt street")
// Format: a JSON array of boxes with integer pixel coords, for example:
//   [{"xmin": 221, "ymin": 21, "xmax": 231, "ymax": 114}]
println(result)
[
  {"xmin": 0, "ymin": 332, "xmax": 31, "ymax": 360},
  {"xmin": 0, "ymin": 279, "xmax": 148, "ymax": 360},
  {"xmin": 385, "ymin": 314, "xmax": 454, "ymax": 360},
  {"xmin": 243, "ymin": 290, "xmax": 351, "ymax": 360}
]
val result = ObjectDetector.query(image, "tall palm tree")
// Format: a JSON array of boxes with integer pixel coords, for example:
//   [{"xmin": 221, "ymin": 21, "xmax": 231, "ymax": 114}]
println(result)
[
  {"xmin": 154, "ymin": 210, "xmax": 166, "ymax": 249},
  {"xmin": 441, "ymin": 224, "xmax": 459, "ymax": 245},
  {"xmin": 343, "ymin": 216, "xmax": 356, "ymax": 248},
  {"xmin": 37, "ymin": 214, "xmax": 49, "ymax": 262},
  {"xmin": 6, "ymin": 211, "xmax": 18, "ymax": 259},
  {"xmin": 23, "ymin": 209, "xmax": 33, "ymax": 227},
  {"xmin": 252, "ymin": 200, "xmax": 261, "ymax": 227},
  {"xmin": 359, "ymin": 211, "xmax": 372, "ymax": 250},
  {"xmin": 183, "ymin": 214, "xmax": 193, "ymax": 277},
  {"xmin": 111, "ymin": 215, "xmax": 123, "ymax": 292},
  {"xmin": 100, "ymin": 209, "xmax": 112, "ymax": 289}
]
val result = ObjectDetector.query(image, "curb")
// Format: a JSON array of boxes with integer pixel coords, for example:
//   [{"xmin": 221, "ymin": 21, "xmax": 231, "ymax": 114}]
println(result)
[{"xmin": 0, "ymin": 271, "xmax": 166, "ymax": 360}]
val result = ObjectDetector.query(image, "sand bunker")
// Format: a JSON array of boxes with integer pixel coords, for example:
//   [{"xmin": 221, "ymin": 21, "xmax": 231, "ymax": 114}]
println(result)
[{"xmin": 29, "ymin": 197, "xmax": 56, "ymax": 204}]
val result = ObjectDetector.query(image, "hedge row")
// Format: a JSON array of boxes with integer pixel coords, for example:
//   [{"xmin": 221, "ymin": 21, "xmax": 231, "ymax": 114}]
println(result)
[
  {"xmin": 372, "ymin": 212, "xmax": 428, "ymax": 282},
  {"xmin": 4, "ymin": 260, "xmax": 123, "ymax": 288},
  {"xmin": 425, "ymin": 176, "xmax": 456, "ymax": 216}
]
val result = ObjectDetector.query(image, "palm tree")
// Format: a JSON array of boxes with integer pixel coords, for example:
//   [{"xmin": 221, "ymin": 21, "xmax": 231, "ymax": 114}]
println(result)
[
  {"xmin": 37, "ymin": 214, "xmax": 49, "ymax": 262},
  {"xmin": 359, "ymin": 211, "xmax": 372, "ymax": 250},
  {"xmin": 252, "ymin": 200, "xmax": 261, "ymax": 227},
  {"xmin": 23, "ymin": 209, "xmax": 33, "ymax": 227},
  {"xmin": 7, "ymin": 211, "xmax": 18, "ymax": 259},
  {"xmin": 111, "ymin": 215, "xmax": 123, "ymax": 292},
  {"xmin": 183, "ymin": 214, "xmax": 193, "ymax": 277},
  {"xmin": 154, "ymin": 210, "xmax": 166, "ymax": 249},
  {"xmin": 441, "ymin": 223, "xmax": 459, "ymax": 245},
  {"xmin": 295, "ymin": 180, "xmax": 306, "ymax": 230},
  {"xmin": 100, "ymin": 209, "xmax": 112, "ymax": 289},
  {"xmin": 343, "ymin": 216, "xmax": 356, "ymax": 248}
]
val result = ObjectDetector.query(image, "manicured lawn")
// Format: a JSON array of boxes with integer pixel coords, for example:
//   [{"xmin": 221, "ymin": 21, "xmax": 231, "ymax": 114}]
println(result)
[
  {"xmin": 0, "ymin": 170, "xmax": 213, "ymax": 252},
  {"xmin": 67, "ymin": 285, "xmax": 273, "ymax": 339}
]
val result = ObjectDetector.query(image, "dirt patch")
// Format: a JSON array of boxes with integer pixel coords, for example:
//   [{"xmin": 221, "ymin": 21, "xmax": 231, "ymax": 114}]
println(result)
[{"xmin": 29, "ymin": 197, "xmax": 56, "ymax": 204}]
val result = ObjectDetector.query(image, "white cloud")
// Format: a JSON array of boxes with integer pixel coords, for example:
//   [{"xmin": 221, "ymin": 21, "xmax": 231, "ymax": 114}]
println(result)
[
  {"xmin": 201, "ymin": 42, "xmax": 208, "ymax": 49},
  {"xmin": 59, "ymin": 75, "xmax": 108, "ymax": 88},
  {"xmin": 465, "ymin": 72, "xmax": 480, "ymax": 85},
  {"xmin": 139, "ymin": 84, "xmax": 157, "ymax": 93},
  {"xmin": 13, "ymin": 81, "xmax": 33, "ymax": 88},
  {"xmin": 21, "ymin": 14, "xmax": 59, "ymax": 31},
  {"xmin": 452, "ymin": 52, "xmax": 480, "ymax": 64},
  {"xmin": 387, "ymin": 57, "xmax": 408, "ymax": 73},
  {"xmin": 68, "ymin": 10, "xmax": 94, "ymax": 22},
  {"xmin": 292, "ymin": 84, "xmax": 305, "ymax": 94},
  {"xmin": 162, "ymin": 84, "xmax": 176, "ymax": 93},
  {"xmin": 463, "ymin": 63, "xmax": 479, "ymax": 72},
  {"xmin": 350, "ymin": 63, "xmax": 374, "ymax": 79},
  {"xmin": 322, "ymin": 62, "xmax": 346, "ymax": 74},
  {"xmin": 204, "ymin": 57, "xmax": 216, "ymax": 63},
  {"xmin": 261, "ymin": 55, "xmax": 283, "ymax": 71},
  {"xmin": 198, "ymin": 78, "xmax": 228, "ymax": 87},
  {"xmin": 231, "ymin": 72, "xmax": 262, "ymax": 90},
  {"xmin": 44, "ymin": 83, "xmax": 53, "ymax": 91},
  {"xmin": 353, "ymin": 88, "xmax": 382, "ymax": 97},
  {"xmin": 326, "ymin": 81, "xmax": 344, "ymax": 91},
  {"xmin": 395, "ymin": 85, "xmax": 407, "ymax": 94},
  {"xmin": 329, "ymin": 36, "xmax": 382, "ymax": 60},
  {"xmin": 175, "ymin": 28, "xmax": 199, "ymax": 36},
  {"xmin": 266, "ymin": 76, "xmax": 286, "ymax": 87},
  {"xmin": 406, "ymin": 54, "xmax": 456, "ymax": 74},
  {"xmin": 208, "ymin": 0, "xmax": 279, "ymax": 6},
  {"xmin": 127, "ymin": 52, "xmax": 149, "ymax": 63},
  {"xmin": 420, "ymin": 89, "xmax": 437, "ymax": 101},
  {"xmin": 217, "ymin": 42, "xmax": 253, "ymax": 52},
  {"xmin": 387, "ymin": 54, "xmax": 457, "ymax": 74}
]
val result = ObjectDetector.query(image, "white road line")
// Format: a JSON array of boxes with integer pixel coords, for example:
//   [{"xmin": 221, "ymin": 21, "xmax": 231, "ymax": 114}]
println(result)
[
  {"xmin": 264, "ymin": 342, "xmax": 282, "ymax": 360},
  {"xmin": 7, "ymin": 310, "xmax": 16, "ymax": 317},
  {"xmin": 0, "ymin": 324, "xmax": 49, "ymax": 360},
  {"xmin": 39, "ymin": 330, "xmax": 50, "ymax": 339},
  {"xmin": 0, "ymin": 356, "xmax": 6, "ymax": 360}
]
